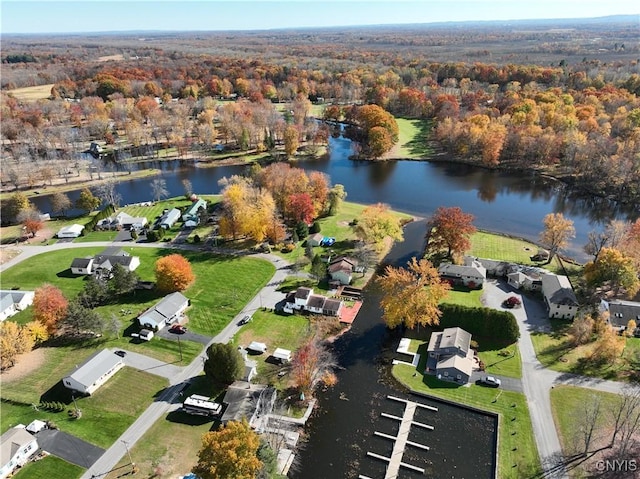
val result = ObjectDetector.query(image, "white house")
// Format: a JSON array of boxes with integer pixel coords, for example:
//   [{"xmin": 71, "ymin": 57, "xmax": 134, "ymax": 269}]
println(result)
[
  {"xmin": 57, "ymin": 224, "xmax": 84, "ymax": 238},
  {"xmin": 438, "ymin": 257, "xmax": 487, "ymax": 289},
  {"xmin": 0, "ymin": 426, "xmax": 39, "ymax": 479},
  {"xmin": 159, "ymin": 208, "xmax": 181, "ymax": 229},
  {"xmin": 62, "ymin": 349, "xmax": 125, "ymax": 395},
  {"xmin": 541, "ymin": 274, "xmax": 578, "ymax": 319},
  {"xmin": 113, "ymin": 212, "xmax": 148, "ymax": 230},
  {"xmin": 507, "ymin": 271, "xmax": 543, "ymax": 291},
  {"xmin": 138, "ymin": 291, "xmax": 190, "ymax": 330},
  {"xmin": 283, "ymin": 287, "xmax": 344, "ymax": 319},
  {"xmin": 70, "ymin": 258, "xmax": 94, "ymax": 275},
  {"xmin": 0, "ymin": 290, "xmax": 35, "ymax": 322}
]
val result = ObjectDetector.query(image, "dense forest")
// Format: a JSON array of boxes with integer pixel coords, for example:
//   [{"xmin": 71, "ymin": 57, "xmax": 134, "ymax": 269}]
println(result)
[{"xmin": 1, "ymin": 16, "xmax": 639, "ymax": 203}]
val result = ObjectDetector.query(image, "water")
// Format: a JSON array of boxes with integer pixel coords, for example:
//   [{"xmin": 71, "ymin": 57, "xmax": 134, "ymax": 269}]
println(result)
[
  {"xmin": 291, "ymin": 221, "xmax": 497, "ymax": 479},
  {"xmin": 29, "ymin": 134, "xmax": 637, "ymax": 261}
]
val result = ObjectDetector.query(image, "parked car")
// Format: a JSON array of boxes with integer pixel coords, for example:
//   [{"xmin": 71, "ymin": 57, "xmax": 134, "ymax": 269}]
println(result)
[
  {"xmin": 503, "ymin": 296, "xmax": 521, "ymax": 309},
  {"xmin": 169, "ymin": 324, "xmax": 187, "ymax": 334},
  {"xmin": 114, "ymin": 350, "xmax": 127, "ymax": 358},
  {"xmin": 238, "ymin": 315, "xmax": 252, "ymax": 326},
  {"xmin": 479, "ymin": 376, "xmax": 501, "ymax": 388}
]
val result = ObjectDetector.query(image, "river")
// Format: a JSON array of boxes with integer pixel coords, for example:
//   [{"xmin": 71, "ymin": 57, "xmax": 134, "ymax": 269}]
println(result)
[{"xmin": 30, "ymin": 133, "xmax": 637, "ymax": 262}]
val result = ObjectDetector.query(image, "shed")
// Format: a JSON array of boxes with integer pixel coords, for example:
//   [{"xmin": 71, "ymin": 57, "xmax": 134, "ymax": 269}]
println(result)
[
  {"xmin": 272, "ymin": 348, "xmax": 292, "ymax": 363},
  {"xmin": 57, "ymin": 224, "xmax": 84, "ymax": 238},
  {"xmin": 25, "ymin": 420, "xmax": 46, "ymax": 434},
  {"xmin": 62, "ymin": 349, "xmax": 124, "ymax": 395},
  {"xmin": 308, "ymin": 233, "xmax": 324, "ymax": 247},
  {"xmin": 247, "ymin": 341, "xmax": 268, "ymax": 354}
]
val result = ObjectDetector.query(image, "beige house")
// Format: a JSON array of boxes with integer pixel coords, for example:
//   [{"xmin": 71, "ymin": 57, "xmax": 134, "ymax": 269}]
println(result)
[
  {"xmin": 541, "ymin": 274, "xmax": 578, "ymax": 319},
  {"xmin": 425, "ymin": 327, "xmax": 475, "ymax": 384}
]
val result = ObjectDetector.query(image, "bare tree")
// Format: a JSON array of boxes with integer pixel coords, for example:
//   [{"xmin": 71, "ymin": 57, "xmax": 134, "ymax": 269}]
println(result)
[
  {"xmin": 584, "ymin": 220, "xmax": 630, "ymax": 261},
  {"xmin": 151, "ymin": 178, "xmax": 169, "ymax": 202},
  {"xmin": 577, "ymin": 394, "xmax": 602, "ymax": 456},
  {"xmin": 609, "ymin": 385, "xmax": 640, "ymax": 455},
  {"xmin": 95, "ymin": 179, "xmax": 121, "ymax": 207}
]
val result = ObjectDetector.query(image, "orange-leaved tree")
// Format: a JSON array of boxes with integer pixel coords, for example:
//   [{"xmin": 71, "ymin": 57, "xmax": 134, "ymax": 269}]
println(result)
[
  {"xmin": 376, "ymin": 257, "xmax": 450, "ymax": 329},
  {"xmin": 426, "ymin": 206, "xmax": 476, "ymax": 261},
  {"xmin": 155, "ymin": 254, "xmax": 195, "ymax": 293},
  {"xmin": 32, "ymin": 284, "xmax": 68, "ymax": 334},
  {"xmin": 539, "ymin": 212, "xmax": 575, "ymax": 262}
]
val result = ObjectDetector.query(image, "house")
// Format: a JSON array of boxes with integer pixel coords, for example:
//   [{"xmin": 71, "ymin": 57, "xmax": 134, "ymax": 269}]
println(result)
[
  {"xmin": 541, "ymin": 274, "xmax": 578, "ymax": 319},
  {"xmin": 0, "ymin": 426, "xmax": 39, "ymax": 479},
  {"xmin": 70, "ymin": 257, "xmax": 94, "ymax": 275},
  {"xmin": 283, "ymin": 287, "xmax": 344, "ymax": 319},
  {"xmin": 0, "ymin": 290, "xmax": 35, "ymax": 322},
  {"xmin": 138, "ymin": 291, "xmax": 190, "ymax": 330},
  {"xmin": 308, "ymin": 233, "xmax": 324, "ymax": 247},
  {"xmin": 220, "ymin": 381, "xmax": 277, "ymax": 429},
  {"xmin": 62, "ymin": 349, "xmax": 125, "ymax": 395},
  {"xmin": 182, "ymin": 198, "xmax": 207, "ymax": 222},
  {"xmin": 159, "ymin": 208, "xmax": 181, "ymax": 229},
  {"xmin": 425, "ymin": 327, "xmax": 475, "ymax": 384},
  {"xmin": 600, "ymin": 299, "xmax": 640, "ymax": 329},
  {"xmin": 507, "ymin": 270, "xmax": 543, "ymax": 291},
  {"xmin": 328, "ymin": 257, "xmax": 358, "ymax": 285},
  {"xmin": 477, "ymin": 258, "xmax": 518, "ymax": 277},
  {"xmin": 57, "ymin": 224, "xmax": 84, "ymax": 238},
  {"xmin": 112, "ymin": 212, "xmax": 148, "ymax": 231},
  {"xmin": 93, "ymin": 247, "xmax": 140, "ymax": 274},
  {"xmin": 438, "ymin": 257, "xmax": 487, "ymax": 289}
]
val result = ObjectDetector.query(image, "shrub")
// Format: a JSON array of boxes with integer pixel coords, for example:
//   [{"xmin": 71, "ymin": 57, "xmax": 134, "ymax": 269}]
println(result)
[
  {"xmin": 193, "ymin": 234, "xmax": 201, "ymax": 243},
  {"xmin": 282, "ymin": 243, "xmax": 296, "ymax": 253},
  {"xmin": 440, "ymin": 303, "xmax": 520, "ymax": 343},
  {"xmin": 295, "ymin": 221, "xmax": 309, "ymax": 239},
  {"xmin": 310, "ymin": 222, "xmax": 321, "ymax": 234}
]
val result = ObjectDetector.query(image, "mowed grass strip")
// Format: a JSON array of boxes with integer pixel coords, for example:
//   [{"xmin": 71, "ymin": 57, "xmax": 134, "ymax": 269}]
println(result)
[
  {"xmin": 391, "ymin": 118, "xmax": 434, "ymax": 159},
  {"xmin": 15, "ymin": 455, "xmax": 83, "ymax": 479},
  {"xmin": 477, "ymin": 342, "xmax": 523, "ymax": 379},
  {"xmin": 1, "ymin": 361, "xmax": 167, "ymax": 448},
  {"xmin": 393, "ymin": 364, "xmax": 540, "ymax": 479},
  {"xmin": 469, "ymin": 231, "xmax": 539, "ymax": 264}
]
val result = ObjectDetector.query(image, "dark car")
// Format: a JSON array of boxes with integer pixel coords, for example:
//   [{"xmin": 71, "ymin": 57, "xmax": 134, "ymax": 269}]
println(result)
[
  {"xmin": 114, "ymin": 350, "xmax": 127, "ymax": 357},
  {"xmin": 169, "ymin": 324, "xmax": 187, "ymax": 334},
  {"xmin": 238, "ymin": 315, "xmax": 252, "ymax": 326},
  {"xmin": 503, "ymin": 296, "xmax": 521, "ymax": 309},
  {"xmin": 478, "ymin": 376, "xmax": 501, "ymax": 388}
]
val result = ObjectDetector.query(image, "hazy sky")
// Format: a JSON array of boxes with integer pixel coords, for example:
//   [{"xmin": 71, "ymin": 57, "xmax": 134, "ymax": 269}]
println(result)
[{"xmin": 1, "ymin": 0, "xmax": 638, "ymax": 34}]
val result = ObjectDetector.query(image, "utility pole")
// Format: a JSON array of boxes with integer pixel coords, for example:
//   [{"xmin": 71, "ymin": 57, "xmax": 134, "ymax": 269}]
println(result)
[
  {"xmin": 121, "ymin": 440, "xmax": 134, "ymax": 472},
  {"xmin": 177, "ymin": 334, "xmax": 183, "ymax": 361}
]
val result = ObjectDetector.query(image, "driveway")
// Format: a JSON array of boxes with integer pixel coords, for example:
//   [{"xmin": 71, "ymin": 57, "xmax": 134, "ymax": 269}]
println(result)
[
  {"xmin": 35, "ymin": 429, "xmax": 105, "ymax": 468},
  {"xmin": 470, "ymin": 371, "xmax": 523, "ymax": 393},
  {"xmin": 111, "ymin": 349, "xmax": 184, "ymax": 380},
  {"xmin": 155, "ymin": 328, "xmax": 212, "ymax": 345}
]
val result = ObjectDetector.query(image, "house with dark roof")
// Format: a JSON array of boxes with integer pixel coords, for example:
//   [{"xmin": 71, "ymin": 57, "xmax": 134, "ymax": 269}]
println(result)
[
  {"xmin": 0, "ymin": 427, "xmax": 39, "ymax": 479},
  {"xmin": 62, "ymin": 349, "xmax": 125, "ymax": 395},
  {"xmin": 220, "ymin": 381, "xmax": 277, "ymax": 429},
  {"xmin": 70, "ymin": 248, "xmax": 140, "ymax": 276},
  {"xmin": 328, "ymin": 257, "xmax": 358, "ymax": 285},
  {"xmin": 138, "ymin": 291, "xmax": 190, "ymax": 330},
  {"xmin": 426, "ymin": 327, "xmax": 475, "ymax": 384},
  {"xmin": 600, "ymin": 299, "xmax": 640, "ymax": 329},
  {"xmin": 0, "ymin": 290, "xmax": 35, "ymax": 322},
  {"xmin": 507, "ymin": 270, "xmax": 543, "ymax": 291},
  {"xmin": 70, "ymin": 257, "xmax": 94, "ymax": 275},
  {"xmin": 283, "ymin": 287, "xmax": 344, "ymax": 319},
  {"xmin": 541, "ymin": 274, "xmax": 578, "ymax": 319},
  {"xmin": 438, "ymin": 257, "xmax": 486, "ymax": 289}
]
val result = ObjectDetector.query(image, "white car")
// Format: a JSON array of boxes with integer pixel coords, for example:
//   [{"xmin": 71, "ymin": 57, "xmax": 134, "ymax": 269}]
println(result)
[{"xmin": 480, "ymin": 376, "xmax": 501, "ymax": 388}]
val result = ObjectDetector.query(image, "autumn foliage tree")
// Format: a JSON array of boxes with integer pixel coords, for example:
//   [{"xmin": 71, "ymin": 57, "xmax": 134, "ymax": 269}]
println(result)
[
  {"xmin": 539, "ymin": 213, "xmax": 575, "ymax": 262},
  {"xmin": 376, "ymin": 257, "xmax": 450, "ymax": 329},
  {"xmin": 0, "ymin": 321, "xmax": 35, "ymax": 370},
  {"xmin": 32, "ymin": 284, "xmax": 68, "ymax": 334},
  {"xmin": 75, "ymin": 187, "xmax": 101, "ymax": 212},
  {"xmin": 284, "ymin": 193, "xmax": 315, "ymax": 225},
  {"xmin": 355, "ymin": 203, "xmax": 404, "ymax": 251},
  {"xmin": 194, "ymin": 419, "xmax": 262, "ymax": 479},
  {"xmin": 584, "ymin": 247, "xmax": 640, "ymax": 297},
  {"xmin": 23, "ymin": 218, "xmax": 44, "ymax": 238},
  {"xmin": 426, "ymin": 206, "xmax": 477, "ymax": 261},
  {"xmin": 155, "ymin": 254, "xmax": 195, "ymax": 293},
  {"xmin": 290, "ymin": 337, "xmax": 336, "ymax": 396}
]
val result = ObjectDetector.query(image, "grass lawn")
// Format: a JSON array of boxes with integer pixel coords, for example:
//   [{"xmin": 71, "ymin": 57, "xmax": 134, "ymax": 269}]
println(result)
[
  {"xmin": 15, "ymin": 455, "xmax": 83, "ymax": 479},
  {"xmin": 393, "ymin": 363, "xmax": 540, "ymax": 479},
  {"xmin": 530, "ymin": 323, "xmax": 640, "ymax": 382},
  {"xmin": 1, "ymin": 358, "xmax": 168, "ymax": 448},
  {"xmin": 74, "ymin": 230, "xmax": 118, "ymax": 242},
  {"xmin": 550, "ymin": 385, "xmax": 625, "ymax": 477},
  {"xmin": 469, "ymin": 231, "xmax": 540, "ymax": 264},
  {"xmin": 477, "ymin": 341, "xmax": 523, "ymax": 379},
  {"xmin": 440, "ymin": 285, "xmax": 483, "ymax": 307},
  {"xmin": 390, "ymin": 118, "xmax": 434, "ymax": 159},
  {"xmin": 233, "ymin": 310, "xmax": 312, "ymax": 387}
]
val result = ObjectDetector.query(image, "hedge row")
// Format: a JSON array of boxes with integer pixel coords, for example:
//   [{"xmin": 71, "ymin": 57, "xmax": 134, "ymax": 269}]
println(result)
[
  {"xmin": 85, "ymin": 204, "xmax": 116, "ymax": 231},
  {"xmin": 439, "ymin": 303, "xmax": 520, "ymax": 343}
]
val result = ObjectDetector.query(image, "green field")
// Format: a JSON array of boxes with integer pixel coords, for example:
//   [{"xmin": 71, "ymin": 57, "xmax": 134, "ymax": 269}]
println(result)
[
  {"xmin": 391, "ymin": 118, "xmax": 434, "ymax": 159},
  {"xmin": 469, "ymin": 231, "xmax": 540, "ymax": 264},
  {"xmin": 1, "ymin": 363, "xmax": 168, "ymax": 448},
  {"xmin": 393, "ymin": 364, "xmax": 540, "ymax": 479},
  {"xmin": 440, "ymin": 286, "xmax": 483, "ymax": 307},
  {"xmin": 477, "ymin": 341, "xmax": 522, "ymax": 379},
  {"xmin": 15, "ymin": 455, "xmax": 83, "ymax": 479},
  {"xmin": 1, "ymin": 246, "xmax": 275, "ymax": 355}
]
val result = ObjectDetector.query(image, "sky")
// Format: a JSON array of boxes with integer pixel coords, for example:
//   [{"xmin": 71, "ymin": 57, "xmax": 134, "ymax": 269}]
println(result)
[{"xmin": 1, "ymin": 0, "xmax": 638, "ymax": 34}]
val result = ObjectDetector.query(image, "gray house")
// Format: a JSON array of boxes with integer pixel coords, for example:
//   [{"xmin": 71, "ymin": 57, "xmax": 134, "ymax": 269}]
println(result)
[
  {"xmin": 425, "ymin": 327, "xmax": 475, "ymax": 384},
  {"xmin": 600, "ymin": 299, "xmax": 640, "ymax": 329},
  {"xmin": 438, "ymin": 257, "xmax": 487, "ymax": 289},
  {"xmin": 138, "ymin": 291, "xmax": 190, "ymax": 330},
  {"xmin": 541, "ymin": 274, "xmax": 578, "ymax": 319},
  {"xmin": 159, "ymin": 208, "xmax": 181, "ymax": 229}
]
